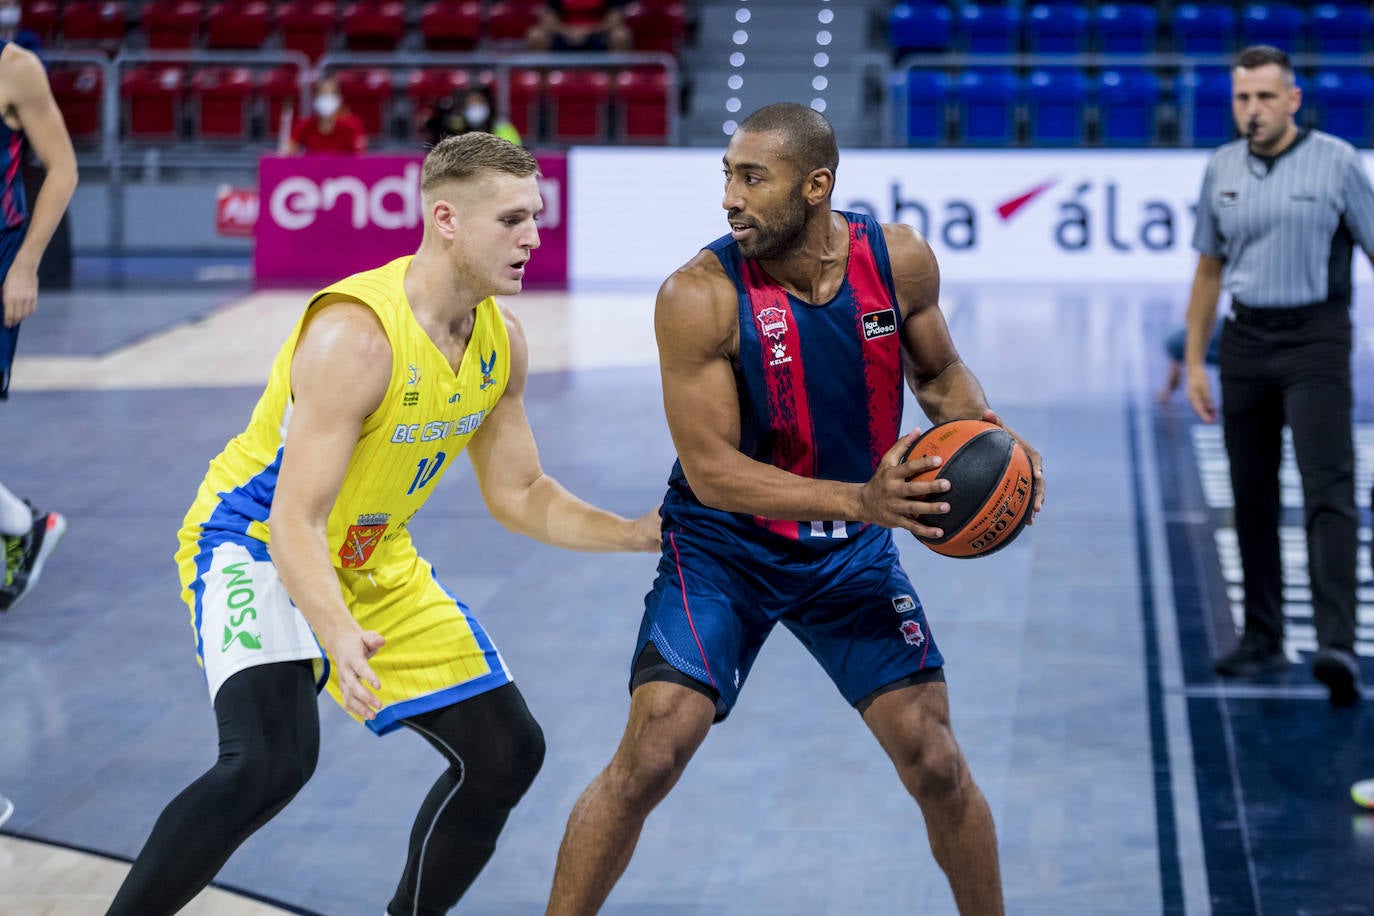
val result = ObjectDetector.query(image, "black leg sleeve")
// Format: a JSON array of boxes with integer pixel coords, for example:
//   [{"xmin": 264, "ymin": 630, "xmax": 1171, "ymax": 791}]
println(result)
[
  {"xmin": 107, "ymin": 662, "xmax": 320, "ymax": 916},
  {"xmin": 387, "ymin": 682, "xmax": 546, "ymax": 916}
]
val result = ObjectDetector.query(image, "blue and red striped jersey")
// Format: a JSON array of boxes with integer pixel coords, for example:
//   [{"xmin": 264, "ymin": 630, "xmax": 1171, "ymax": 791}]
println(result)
[
  {"xmin": 662, "ymin": 211, "xmax": 905, "ymax": 551},
  {"xmin": 0, "ymin": 42, "xmax": 27, "ymax": 231}
]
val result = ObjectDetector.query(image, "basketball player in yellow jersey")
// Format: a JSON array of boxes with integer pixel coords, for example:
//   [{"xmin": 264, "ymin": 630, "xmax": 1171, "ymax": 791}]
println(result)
[{"xmin": 108, "ymin": 133, "xmax": 659, "ymax": 916}]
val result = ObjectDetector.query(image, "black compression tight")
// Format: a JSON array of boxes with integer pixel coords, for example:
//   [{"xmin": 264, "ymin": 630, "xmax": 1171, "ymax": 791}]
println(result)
[
  {"xmin": 386, "ymin": 682, "xmax": 546, "ymax": 916},
  {"xmin": 106, "ymin": 664, "xmax": 544, "ymax": 916},
  {"xmin": 107, "ymin": 661, "xmax": 321, "ymax": 916}
]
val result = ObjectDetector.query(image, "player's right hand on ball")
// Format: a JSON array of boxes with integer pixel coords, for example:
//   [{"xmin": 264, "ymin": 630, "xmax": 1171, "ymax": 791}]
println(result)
[
  {"xmin": 858, "ymin": 430, "xmax": 951, "ymax": 538},
  {"xmin": 328, "ymin": 628, "xmax": 386, "ymax": 720}
]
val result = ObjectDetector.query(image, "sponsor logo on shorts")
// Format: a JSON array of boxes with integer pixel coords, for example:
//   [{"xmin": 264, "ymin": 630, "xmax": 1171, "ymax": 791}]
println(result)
[
  {"xmin": 218, "ymin": 560, "xmax": 263, "ymax": 653},
  {"xmin": 863, "ymin": 309, "xmax": 898, "ymax": 340},
  {"xmin": 899, "ymin": 620, "xmax": 925, "ymax": 647},
  {"xmin": 892, "ymin": 594, "xmax": 916, "ymax": 613},
  {"xmin": 339, "ymin": 523, "xmax": 388, "ymax": 568}
]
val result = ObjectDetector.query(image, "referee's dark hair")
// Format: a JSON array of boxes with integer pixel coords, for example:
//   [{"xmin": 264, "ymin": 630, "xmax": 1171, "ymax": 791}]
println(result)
[{"xmin": 1235, "ymin": 45, "xmax": 1295, "ymax": 85}]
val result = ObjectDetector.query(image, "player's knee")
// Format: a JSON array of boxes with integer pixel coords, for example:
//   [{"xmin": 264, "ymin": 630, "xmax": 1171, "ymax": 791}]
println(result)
[
  {"xmin": 501, "ymin": 711, "xmax": 546, "ymax": 800},
  {"xmin": 608, "ymin": 741, "xmax": 690, "ymax": 808},
  {"xmin": 901, "ymin": 741, "xmax": 967, "ymax": 806},
  {"xmin": 232, "ymin": 739, "xmax": 316, "ymax": 812}
]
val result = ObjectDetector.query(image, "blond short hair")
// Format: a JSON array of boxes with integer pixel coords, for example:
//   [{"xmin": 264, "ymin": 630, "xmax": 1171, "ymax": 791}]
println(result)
[{"xmin": 420, "ymin": 132, "xmax": 538, "ymax": 195}]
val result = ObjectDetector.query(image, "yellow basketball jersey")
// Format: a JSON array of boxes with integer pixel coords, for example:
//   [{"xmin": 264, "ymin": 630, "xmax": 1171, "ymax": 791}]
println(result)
[{"xmin": 178, "ymin": 255, "xmax": 511, "ymax": 574}]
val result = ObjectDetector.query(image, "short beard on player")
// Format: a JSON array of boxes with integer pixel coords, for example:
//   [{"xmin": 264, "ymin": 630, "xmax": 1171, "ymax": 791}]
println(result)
[{"xmin": 737, "ymin": 185, "xmax": 808, "ymax": 260}]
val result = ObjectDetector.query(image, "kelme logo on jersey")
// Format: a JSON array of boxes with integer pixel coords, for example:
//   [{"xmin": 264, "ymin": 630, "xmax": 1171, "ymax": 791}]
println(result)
[
  {"xmin": 218, "ymin": 561, "xmax": 263, "ymax": 653},
  {"xmin": 340, "ymin": 523, "xmax": 388, "ymax": 568},
  {"xmin": 480, "ymin": 350, "xmax": 498, "ymax": 390},
  {"xmin": 863, "ymin": 309, "xmax": 898, "ymax": 340}
]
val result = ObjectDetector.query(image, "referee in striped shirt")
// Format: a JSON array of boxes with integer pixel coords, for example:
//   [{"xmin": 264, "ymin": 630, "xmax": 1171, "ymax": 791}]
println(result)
[{"xmin": 1186, "ymin": 45, "xmax": 1374, "ymax": 706}]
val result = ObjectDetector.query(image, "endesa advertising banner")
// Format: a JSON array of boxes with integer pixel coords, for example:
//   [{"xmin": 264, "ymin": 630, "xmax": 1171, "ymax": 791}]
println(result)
[
  {"xmin": 570, "ymin": 148, "xmax": 1225, "ymax": 285},
  {"xmin": 255, "ymin": 153, "xmax": 567, "ymax": 287}
]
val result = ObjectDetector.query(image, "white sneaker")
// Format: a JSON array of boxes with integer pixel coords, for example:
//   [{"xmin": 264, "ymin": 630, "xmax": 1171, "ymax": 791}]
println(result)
[
  {"xmin": 0, "ymin": 793, "xmax": 13, "ymax": 828},
  {"xmin": 1354, "ymin": 778, "xmax": 1374, "ymax": 809}
]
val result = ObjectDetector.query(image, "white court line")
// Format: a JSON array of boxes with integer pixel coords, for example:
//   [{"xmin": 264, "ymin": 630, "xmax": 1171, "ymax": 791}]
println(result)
[
  {"xmin": 1127, "ymin": 302, "xmax": 1212, "ymax": 916},
  {"xmin": 9, "ymin": 288, "xmax": 663, "ymax": 392}
]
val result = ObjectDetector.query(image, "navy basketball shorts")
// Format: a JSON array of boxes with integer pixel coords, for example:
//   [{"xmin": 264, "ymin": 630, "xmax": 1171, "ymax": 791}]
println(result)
[
  {"xmin": 0, "ymin": 225, "xmax": 27, "ymax": 401},
  {"xmin": 633, "ymin": 521, "xmax": 944, "ymax": 720}
]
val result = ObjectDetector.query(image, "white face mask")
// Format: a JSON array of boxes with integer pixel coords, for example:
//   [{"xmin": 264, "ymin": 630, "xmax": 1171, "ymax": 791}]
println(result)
[
  {"xmin": 464, "ymin": 103, "xmax": 490, "ymax": 125},
  {"xmin": 0, "ymin": 8, "xmax": 21, "ymax": 28},
  {"xmin": 313, "ymin": 94, "xmax": 341, "ymax": 118}
]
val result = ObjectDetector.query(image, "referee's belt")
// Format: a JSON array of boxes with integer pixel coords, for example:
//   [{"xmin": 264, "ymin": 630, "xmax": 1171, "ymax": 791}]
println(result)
[{"xmin": 1231, "ymin": 298, "xmax": 1349, "ymax": 328}]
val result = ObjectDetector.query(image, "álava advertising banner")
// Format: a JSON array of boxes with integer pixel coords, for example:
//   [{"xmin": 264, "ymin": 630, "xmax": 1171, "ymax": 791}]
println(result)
[{"xmin": 255, "ymin": 153, "xmax": 567, "ymax": 288}]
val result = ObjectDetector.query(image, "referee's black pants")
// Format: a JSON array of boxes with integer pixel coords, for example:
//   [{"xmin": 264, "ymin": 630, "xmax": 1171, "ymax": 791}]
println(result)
[{"xmin": 1219, "ymin": 302, "xmax": 1358, "ymax": 653}]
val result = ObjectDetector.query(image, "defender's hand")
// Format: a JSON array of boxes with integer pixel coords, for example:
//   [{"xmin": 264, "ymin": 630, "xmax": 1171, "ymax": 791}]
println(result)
[
  {"xmin": 628, "ymin": 507, "xmax": 661, "ymax": 552},
  {"xmin": 326, "ymin": 628, "xmax": 385, "ymax": 720}
]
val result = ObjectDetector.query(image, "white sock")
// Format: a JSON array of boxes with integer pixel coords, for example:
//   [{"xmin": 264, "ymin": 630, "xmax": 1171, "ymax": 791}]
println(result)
[{"xmin": 0, "ymin": 480, "xmax": 34, "ymax": 536}]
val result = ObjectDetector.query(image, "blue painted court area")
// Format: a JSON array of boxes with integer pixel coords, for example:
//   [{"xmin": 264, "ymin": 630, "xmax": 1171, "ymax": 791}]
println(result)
[{"xmin": 0, "ymin": 278, "xmax": 1372, "ymax": 913}]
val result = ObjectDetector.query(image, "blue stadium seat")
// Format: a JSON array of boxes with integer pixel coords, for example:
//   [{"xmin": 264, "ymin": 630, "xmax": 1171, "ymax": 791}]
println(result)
[
  {"xmin": 1096, "ymin": 3, "xmax": 1158, "ymax": 54},
  {"xmin": 890, "ymin": 3, "xmax": 953, "ymax": 57},
  {"xmin": 1173, "ymin": 4, "xmax": 1235, "ymax": 54},
  {"xmin": 1240, "ymin": 3, "xmax": 1303, "ymax": 50},
  {"xmin": 1309, "ymin": 4, "xmax": 1371, "ymax": 54},
  {"xmin": 1181, "ymin": 67, "xmax": 1235, "ymax": 146},
  {"xmin": 1309, "ymin": 69, "xmax": 1374, "ymax": 146},
  {"xmin": 954, "ymin": 67, "xmax": 1018, "ymax": 145},
  {"xmin": 1098, "ymin": 68, "xmax": 1161, "ymax": 146},
  {"xmin": 1026, "ymin": 67, "xmax": 1088, "ymax": 145},
  {"xmin": 898, "ymin": 69, "xmax": 950, "ymax": 146},
  {"xmin": 1026, "ymin": 4, "xmax": 1088, "ymax": 53},
  {"xmin": 959, "ymin": 4, "xmax": 1020, "ymax": 54}
]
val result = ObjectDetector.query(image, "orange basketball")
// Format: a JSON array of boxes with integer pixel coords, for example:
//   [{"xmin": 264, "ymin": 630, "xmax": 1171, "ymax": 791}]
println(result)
[{"xmin": 899, "ymin": 419, "xmax": 1034, "ymax": 559}]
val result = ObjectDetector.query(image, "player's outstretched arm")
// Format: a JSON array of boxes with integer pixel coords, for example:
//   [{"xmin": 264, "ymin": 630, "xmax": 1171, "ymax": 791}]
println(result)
[
  {"xmin": 0, "ymin": 45, "xmax": 76, "ymax": 329},
  {"xmin": 887, "ymin": 223, "xmax": 1045, "ymax": 518},
  {"xmin": 269, "ymin": 298, "xmax": 391, "ymax": 720},
  {"xmin": 657, "ymin": 256, "xmax": 948, "ymax": 531},
  {"xmin": 466, "ymin": 307, "xmax": 659, "ymax": 552}
]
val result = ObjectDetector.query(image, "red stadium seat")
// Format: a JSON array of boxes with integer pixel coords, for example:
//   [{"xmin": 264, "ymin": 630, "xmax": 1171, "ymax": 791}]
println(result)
[
  {"xmin": 545, "ymin": 68, "xmax": 611, "ymax": 143},
  {"xmin": 49, "ymin": 65, "xmax": 104, "ymax": 141},
  {"xmin": 507, "ymin": 67, "xmax": 542, "ymax": 140},
  {"xmin": 623, "ymin": 1, "xmax": 686, "ymax": 54},
  {"xmin": 406, "ymin": 68, "xmax": 471, "ymax": 109},
  {"xmin": 191, "ymin": 67, "xmax": 255, "ymax": 140},
  {"xmin": 260, "ymin": 64, "xmax": 303, "ymax": 137},
  {"xmin": 61, "ymin": 0, "xmax": 127, "ymax": 46},
  {"xmin": 23, "ymin": 1, "xmax": 60, "ymax": 43},
  {"xmin": 204, "ymin": 0, "xmax": 272, "ymax": 49},
  {"xmin": 122, "ymin": 65, "xmax": 186, "ymax": 139},
  {"xmin": 275, "ymin": 0, "xmax": 336, "ymax": 63},
  {"xmin": 419, "ymin": 0, "xmax": 482, "ymax": 51},
  {"xmin": 614, "ymin": 67, "xmax": 669, "ymax": 142},
  {"xmin": 486, "ymin": 0, "xmax": 539, "ymax": 42},
  {"xmin": 140, "ymin": 0, "xmax": 202, "ymax": 50},
  {"xmin": 341, "ymin": 0, "xmax": 405, "ymax": 51},
  {"xmin": 334, "ymin": 67, "xmax": 394, "ymax": 137}
]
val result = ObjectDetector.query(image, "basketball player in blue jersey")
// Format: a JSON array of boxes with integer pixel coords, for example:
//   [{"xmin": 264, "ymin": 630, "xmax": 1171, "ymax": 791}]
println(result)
[
  {"xmin": 0, "ymin": 35, "xmax": 77, "ymax": 613},
  {"xmin": 548, "ymin": 104, "xmax": 1044, "ymax": 915},
  {"xmin": 107, "ymin": 134, "xmax": 658, "ymax": 916}
]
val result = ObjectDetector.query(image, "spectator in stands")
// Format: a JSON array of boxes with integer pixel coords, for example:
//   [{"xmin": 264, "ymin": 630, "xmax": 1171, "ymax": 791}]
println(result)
[
  {"xmin": 420, "ymin": 85, "xmax": 521, "ymax": 148},
  {"xmin": 526, "ymin": 0, "xmax": 632, "ymax": 52},
  {"xmin": 288, "ymin": 77, "xmax": 366, "ymax": 155},
  {"xmin": 0, "ymin": 0, "xmax": 44, "ymax": 53}
]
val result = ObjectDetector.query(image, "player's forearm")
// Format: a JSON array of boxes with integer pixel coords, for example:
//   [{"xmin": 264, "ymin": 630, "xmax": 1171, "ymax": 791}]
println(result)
[
  {"xmin": 267, "ymin": 516, "xmax": 359, "ymax": 643},
  {"xmin": 1184, "ymin": 263, "xmax": 1222, "ymax": 369},
  {"xmin": 913, "ymin": 360, "xmax": 990, "ymax": 426},
  {"xmin": 679, "ymin": 451, "xmax": 865, "ymax": 522},
  {"xmin": 489, "ymin": 474, "xmax": 641, "ymax": 552},
  {"xmin": 14, "ymin": 161, "xmax": 76, "ymax": 269}
]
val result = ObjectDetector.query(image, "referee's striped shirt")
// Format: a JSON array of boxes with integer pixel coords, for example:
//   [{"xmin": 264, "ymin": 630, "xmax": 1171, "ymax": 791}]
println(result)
[{"xmin": 1192, "ymin": 129, "xmax": 1374, "ymax": 308}]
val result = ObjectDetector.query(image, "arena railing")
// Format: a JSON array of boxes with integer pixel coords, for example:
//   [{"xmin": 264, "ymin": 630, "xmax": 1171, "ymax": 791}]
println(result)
[{"xmin": 889, "ymin": 51, "xmax": 1374, "ymax": 149}]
